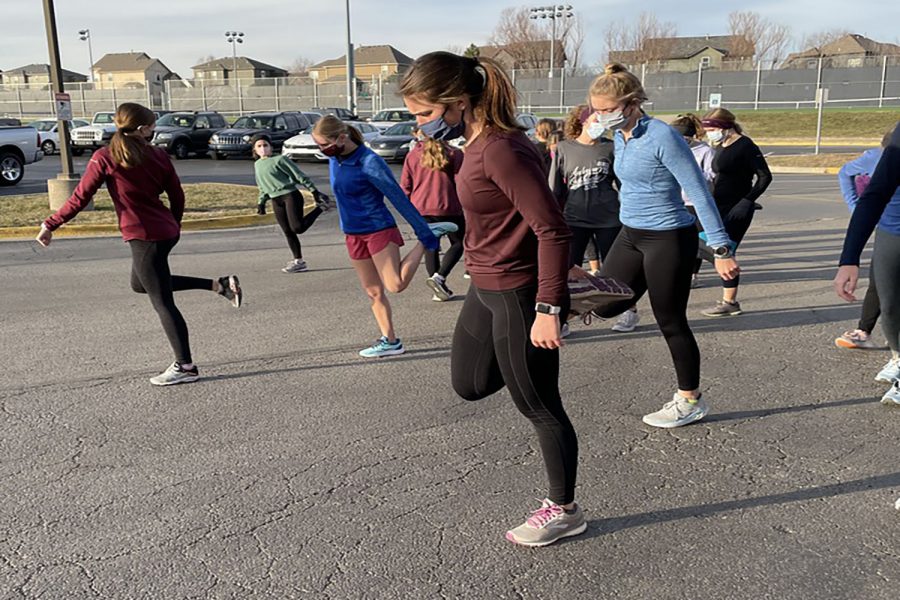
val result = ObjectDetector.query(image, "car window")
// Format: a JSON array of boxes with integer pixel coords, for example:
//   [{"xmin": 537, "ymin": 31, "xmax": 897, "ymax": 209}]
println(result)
[
  {"xmin": 212, "ymin": 116, "xmax": 226, "ymax": 127},
  {"xmin": 294, "ymin": 114, "xmax": 310, "ymax": 130},
  {"xmin": 195, "ymin": 116, "xmax": 211, "ymax": 129},
  {"xmin": 232, "ymin": 116, "xmax": 274, "ymax": 129},
  {"xmin": 384, "ymin": 123, "xmax": 414, "ymax": 136},
  {"xmin": 93, "ymin": 113, "xmax": 115, "ymax": 124},
  {"xmin": 73, "ymin": 120, "xmax": 89, "ymax": 128},
  {"xmin": 274, "ymin": 116, "xmax": 288, "ymax": 131},
  {"xmin": 31, "ymin": 121, "xmax": 56, "ymax": 132}
]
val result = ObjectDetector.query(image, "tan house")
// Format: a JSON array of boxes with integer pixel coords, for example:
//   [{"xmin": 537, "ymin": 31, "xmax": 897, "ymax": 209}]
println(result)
[
  {"xmin": 309, "ymin": 45, "xmax": 413, "ymax": 82},
  {"xmin": 191, "ymin": 57, "xmax": 287, "ymax": 83},
  {"xmin": 479, "ymin": 41, "xmax": 566, "ymax": 71},
  {"xmin": 1, "ymin": 64, "xmax": 87, "ymax": 86},
  {"xmin": 91, "ymin": 52, "xmax": 176, "ymax": 94},
  {"xmin": 782, "ymin": 34, "xmax": 900, "ymax": 69},
  {"xmin": 610, "ymin": 35, "xmax": 755, "ymax": 72}
]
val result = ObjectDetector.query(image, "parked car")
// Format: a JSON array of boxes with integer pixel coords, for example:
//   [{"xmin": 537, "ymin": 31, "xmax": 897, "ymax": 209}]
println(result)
[
  {"xmin": 516, "ymin": 112, "xmax": 539, "ymax": 139},
  {"xmin": 0, "ymin": 125, "xmax": 42, "ymax": 186},
  {"xmin": 312, "ymin": 107, "xmax": 359, "ymax": 121},
  {"xmin": 208, "ymin": 111, "xmax": 310, "ymax": 159},
  {"xmin": 282, "ymin": 121, "xmax": 381, "ymax": 162},
  {"xmin": 150, "ymin": 111, "xmax": 227, "ymax": 159},
  {"xmin": 28, "ymin": 118, "xmax": 90, "ymax": 155},
  {"xmin": 0, "ymin": 117, "xmax": 23, "ymax": 127},
  {"xmin": 70, "ymin": 112, "xmax": 117, "ymax": 152},
  {"xmin": 365, "ymin": 121, "xmax": 417, "ymax": 163},
  {"xmin": 367, "ymin": 108, "xmax": 415, "ymax": 131},
  {"xmin": 302, "ymin": 111, "xmax": 323, "ymax": 125}
]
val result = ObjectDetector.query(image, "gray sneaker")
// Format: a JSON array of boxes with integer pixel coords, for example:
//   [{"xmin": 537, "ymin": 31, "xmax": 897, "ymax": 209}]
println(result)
[
  {"xmin": 881, "ymin": 382, "xmax": 900, "ymax": 405},
  {"xmin": 611, "ymin": 309, "xmax": 639, "ymax": 332},
  {"xmin": 149, "ymin": 362, "xmax": 200, "ymax": 386},
  {"xmin": 702, "ymin": 300, "xmax": 742, "ymax": 317},
  {"xmin": 505, "ymin": 499, "xmax": 587, "ymax": 547},
  {"xmin": 642, "ymin": 393, "xmax": 709, "ymax": 428},
  {"xmin": 875, "ymin": 358, "xmax": 900, "ymax": 384},
  {"xmin": 282, "ymin": 259, "xmax": 308, "ymax": 273},
  {"xmin": 426, "ymin": 274, "xmax": 453, "ymax": 301}
]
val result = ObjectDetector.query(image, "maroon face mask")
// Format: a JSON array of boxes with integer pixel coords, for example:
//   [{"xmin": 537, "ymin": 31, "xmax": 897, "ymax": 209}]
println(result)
[{"xmin": 319, "ymin": 143, "xmax": 343, "ymax": 157}]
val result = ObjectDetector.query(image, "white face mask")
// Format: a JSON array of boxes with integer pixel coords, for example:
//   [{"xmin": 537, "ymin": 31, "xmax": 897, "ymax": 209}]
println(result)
[
  {"xmin": 707, "ymin": 130, "xmax": 725, "ymax": 144},
  {"xmin": 597, "ymin": 110, "xmax": 628, "ymax": 131},
  {"xmin": 586, "ymin": 120, "xmax": 606, "ymax": 140}
]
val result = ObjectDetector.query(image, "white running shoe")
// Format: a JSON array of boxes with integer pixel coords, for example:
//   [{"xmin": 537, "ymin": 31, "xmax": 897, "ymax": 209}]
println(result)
[
  {"xmin": 881, "ymin": 382, "xmax": 900, "ymax": 405},
  {"xmin": 560, "ymin": 322, "xmax": 571, "ymax": 338},
  {"xmin": 875, "ymin": 358, "xmax": 900, "ymax": 384},
  {"xmin": 611, "ymin": 309, "xmax": 639, "ymax": 332},
  {"xmin": 426, "ymin": 274, "xmax": 453, "ymax": 301},
  {"xmin": 282, "ymin": 259, "xmax": 308, "ymax": 273},
  {"xmin": 150, "ymin": 362, "xmax": 200, "ymax": 386},
  {"xmin": 642, "ymin": 393, "xmax": 709, "ymax": 428}
]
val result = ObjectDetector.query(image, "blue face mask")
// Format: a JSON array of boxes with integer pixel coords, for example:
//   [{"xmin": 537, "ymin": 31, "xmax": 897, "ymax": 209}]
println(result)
[
  {"xmin": 419, "ymin": 107, "xmax": 465, "ymax": 141},
  {"xmin": 586, "ymin": 120, "xmax": 606, "ymax": 140}
]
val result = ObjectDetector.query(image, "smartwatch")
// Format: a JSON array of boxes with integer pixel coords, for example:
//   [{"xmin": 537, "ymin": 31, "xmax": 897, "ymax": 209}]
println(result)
[
  {"xmin": 712, "ymin": 245, "xmax": 734, "ymax": 259},
  {"xmin": 535, "ymin": 302, "xmax": 561, "ymax": 315}
]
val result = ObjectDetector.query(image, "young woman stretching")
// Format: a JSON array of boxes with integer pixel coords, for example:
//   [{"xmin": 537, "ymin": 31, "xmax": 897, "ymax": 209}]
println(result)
[
  {"xmin": 400, "ymin": 132, "xmax": 466, "ymax": 301},
  {"xmin": 311, "ymin": 115, "xmax": 457, "ymax": 358},
  {"xmin": 36, "ymin": 103, "xmax": 242, "ymax": 386},
  {"xmin": 252, "ymin": 134, "xmax": 330, "ymax": 273},
  {"xmin": 402, "ymin": 52, "xmax": 583, "ymax": 547},
  {"xmin": 587, "ymin": 64, "xmax": 739, "ymax": 429}
]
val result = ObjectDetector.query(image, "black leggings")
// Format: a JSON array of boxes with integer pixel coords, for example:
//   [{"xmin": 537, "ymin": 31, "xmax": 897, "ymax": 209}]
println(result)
[
  {"xmin": 569, "ymin": 225, "xmax": 621, "ymax": 267},
  {"xmin": 423, "ymin": 215, "xmax": 466, "ymax": 278},
  {"xmin": 596, "ymin": 225, "xmax": 700, "ymax": 390},
  {"xmin": 451, "ymin": 285, "xmax": 577, "ymax": 505},
  {"xmin": 691, "ymin": 204, "xmax": 754, "ymax": 290},
  {"xmin": 272, "ymin": 191, "xmax": 323, "ymax": 259},
  {"xmin": 129, "ymin": 238, "xmax": 212, "ymax": 365},
  {"xmin": 858, "ymin": 261, "xmax": 881, "ymax": 333}
]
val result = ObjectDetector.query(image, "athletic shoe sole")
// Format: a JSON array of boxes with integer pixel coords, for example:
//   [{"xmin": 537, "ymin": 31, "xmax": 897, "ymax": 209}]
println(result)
[
  {"xmin": 611, "ymin": 324, "xmax": 637, "ymax": 332},
  {"xmin": 642, "ymin": 407, "xmax": 709, "ymax": 429},
  {"xmin": 880, "ymin": 395, "xmax": 900, "ymax": 406},
  {"xmin": 359, "ymin": 348, "xmax": 406, "ymax": 358},
  {"xmin": 702, "ymin": 309, "xmax": 742, "ymax": 318},
  {"xmin": 425, "ymin": 278, "xmax": 451, "ymax": 301},
  {"xmin": 282, "ymin": 266, "xmax": 308, "ymax": 273},
  {"xmin": 504, "ymin": 522, "xmax": 588, "ymax": 547},
  {"xmin": 149, "ymin": 374, "xmax": 200, "ymax": 386},
  {"xmin": 835, "ymin": 337, "xmax": 862, "ymax": 349},
  {"xmin": 875, "ymin": 375, "xmax": 898, "ymax": 384}
]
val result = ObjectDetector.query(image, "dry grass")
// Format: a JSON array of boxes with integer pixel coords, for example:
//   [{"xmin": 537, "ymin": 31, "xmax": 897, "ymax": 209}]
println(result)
[
  {"xmin": 0, "ymin": 183, "xmax": 283, "ymax": 228},
  {"xmin": 766, "ymin": 153, "xmax": 860, "ymax": 168}
]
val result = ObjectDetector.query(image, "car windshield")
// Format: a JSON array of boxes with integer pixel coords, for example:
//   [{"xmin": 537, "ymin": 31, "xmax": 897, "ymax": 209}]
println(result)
[
  {"xmin": 232, "ymin": 116, "xmax": 273, "ymax": 129},
  {"xmin": 383, "ymin": 123, "xmax": 414, "ymax": 136},
  {"xmin": 157, "ymin": 114, "xmax": 195, "ymax": 128},
  {"xmin": 31, "ymin": 121, "xmax": 56, "ymax": 132},
  {"xmin": 93, "ymin": 113, "xmax": 115, "ymax": 124},
  {"xmin": 301, "ymin": 125, "xmax": 315, "ymax": 134}
]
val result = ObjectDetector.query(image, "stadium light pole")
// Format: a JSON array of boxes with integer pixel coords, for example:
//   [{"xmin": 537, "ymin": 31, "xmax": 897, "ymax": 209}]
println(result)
[
  {"xmin": 78, "ymin": 29, "xmax": 94, "ymax": 82},
  {"xmin": 345, "ymin": 0, "xmax": 356, "ymax": 113},
  {"xmin": 530, "ymin": 4, "xmax": 574, "ymax": 91},
  {"xmin": 224, "ymin": 31, "xmax": 244, "ymax": 78}
]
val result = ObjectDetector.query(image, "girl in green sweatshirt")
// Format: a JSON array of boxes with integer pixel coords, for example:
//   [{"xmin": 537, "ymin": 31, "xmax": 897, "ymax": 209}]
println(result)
[{"xmin": 252, "ymin": 134, "xmax": 330, "ymax": 272}]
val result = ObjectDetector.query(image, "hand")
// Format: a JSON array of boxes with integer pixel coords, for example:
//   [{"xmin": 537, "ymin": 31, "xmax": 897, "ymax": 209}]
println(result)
[
  {"xmin": 35, "ymin": 225, "xmax": 52, "ymax": 247},
  {"xmin": 834, "ymin": 265, "xmax": 860, "ymax": 302},
  {"xmin": 531, "ymin": 313, "xmax": 562, "ymax": 350},
  {"xmin": 726, "ymin": 198, "xmax": 755, "ymax": 222},
  {"xmin": 416, "ymin": 229, "xmax": 440, "ymax": 252},
  {"xmin": 714, "ymin": 257, "xmax": 740, "ymax": 280}
]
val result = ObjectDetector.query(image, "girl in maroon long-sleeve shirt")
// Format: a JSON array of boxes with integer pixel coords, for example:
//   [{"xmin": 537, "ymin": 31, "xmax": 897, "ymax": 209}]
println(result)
[
  {"xmin": 401, "ymin": 51, "xmax": 584, "ymax": 547},
  {"xmin": 400, "ymin": 134, "xmax": 466, "ymax": 301},
  {"xmin": 36, "ymin": 103, "xmax": 242, "ymax": 386}
]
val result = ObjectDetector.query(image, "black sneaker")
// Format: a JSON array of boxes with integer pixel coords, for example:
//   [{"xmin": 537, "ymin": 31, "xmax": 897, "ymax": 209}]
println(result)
[
  {"xmin": 256, "ymin": 204, "xmax": 266, "ymax": 216},
  {"xmin": 218, "ymin": 275, "xmax": 242, "ymax": 308}
]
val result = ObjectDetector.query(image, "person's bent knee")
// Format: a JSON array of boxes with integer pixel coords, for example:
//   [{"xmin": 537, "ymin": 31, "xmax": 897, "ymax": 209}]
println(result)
[
  {"xmin": 130, "ymin": 280, "xmax": 147, "ymax": 294},
  {"xmin": 383, "ymin": 279, "xmax": 408, "ymax": 294},
  {"xmin": 453, "ymin": 383, "xmax": 489, "ymax": 402}
]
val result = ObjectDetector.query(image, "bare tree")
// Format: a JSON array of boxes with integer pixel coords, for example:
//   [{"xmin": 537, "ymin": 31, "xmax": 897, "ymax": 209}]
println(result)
[
  {"xmin": 445, "ymin": 44, "xmax": 465, "ymax": 55},
  {"xmin": 489, "ymin": 6, "xmax": 583, "ymax": 70},
  {"xmin": 601, "ymin": 12, "xmax": 677, "ymax": 68},
  {"xmin": 728, "ymin": 11, "xmax": 793, "ymax": 69},
  {"xmin": 287, "ymin": 56, "xmax": 313, "ymax": 75},
  {"xmin": 801, "ymin": 28, "xmax": 852, "ymax": 52}
]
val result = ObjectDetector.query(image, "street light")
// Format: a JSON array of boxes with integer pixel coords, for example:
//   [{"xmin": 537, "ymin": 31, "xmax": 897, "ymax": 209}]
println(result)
[
  {"xmin": 529, "ymin": 4, "xmax": 574, "ymax": 87},
  {"xmin": 344, "ymin": 0, "xmax": 355, "ymax": 113},
  {"xmin": 78, "ymin": 28, "xmax": 93, "ymax": 82},
  {"xmin": 224, "ymin": 31, "xmax": 244, "ymax": 80}
]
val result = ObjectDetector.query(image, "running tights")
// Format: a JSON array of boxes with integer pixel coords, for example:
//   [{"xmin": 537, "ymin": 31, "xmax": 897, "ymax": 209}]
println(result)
[
  {"xmin": 858, "ymin": 261, "xmax": 881, "ymax": 334},
  {"xmin": 873, "ymin": 229, "xmax": 900, "ymax": 352},
  {"xmin": 272, "ymin": 190, "xmax": 323, "ymax": 259},
  {"xmin": 570, "ymin": 225, "xmax": 621, "ymax": 267},
  {"xmin": 451, "ymin": 285, "xmax": 577, "ymax": 505},
  {"xmin": 423, "ymin": 215, "xmax": 466, "ymax": 278},
  {"xmin": 596, "ymin": 225, "xmax": 701, "ymax": 390},
  {"xmin": 129, "ymin": 237, "xmax": 212, "ymax": 364}
]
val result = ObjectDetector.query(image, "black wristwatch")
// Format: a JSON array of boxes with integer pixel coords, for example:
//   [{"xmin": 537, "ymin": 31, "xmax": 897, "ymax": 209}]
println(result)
[
  {"xmin": 535, "ymin": 302, "xmax": 562, "ymax": 315},
  {"xmin": 712, "ymin": 245, "xmax": 734, "ymax": 259}
]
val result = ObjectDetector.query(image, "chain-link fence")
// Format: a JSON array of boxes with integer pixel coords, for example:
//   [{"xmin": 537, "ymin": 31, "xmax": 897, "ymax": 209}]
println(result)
[{"xmin": 4, "ymin": 56, "xmax": 900, "ymax": 121}]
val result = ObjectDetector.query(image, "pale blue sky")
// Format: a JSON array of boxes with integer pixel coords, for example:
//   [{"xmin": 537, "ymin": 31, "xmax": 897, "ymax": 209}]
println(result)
[{"xmin": 2, "ymin": 0, "xmax": 899, "ymax": 77}]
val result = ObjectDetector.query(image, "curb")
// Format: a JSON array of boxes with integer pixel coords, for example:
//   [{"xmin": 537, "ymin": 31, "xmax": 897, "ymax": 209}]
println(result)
[
  {"xmin": 755, "ymin": 139, "xmax": 877, "ymax": 147},
  {"xmin": 0, "ymin": 214, "xmax": 277, "ymax": 240},
  {"xmin": 769, "ymin": 166, "xmax": 840, "ymax": 175}
]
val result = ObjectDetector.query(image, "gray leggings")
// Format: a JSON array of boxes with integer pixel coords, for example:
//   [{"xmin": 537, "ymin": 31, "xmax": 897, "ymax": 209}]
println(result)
[{"xmin": 873, "ymin": 228, "xmax": 900, "ymax": 352}]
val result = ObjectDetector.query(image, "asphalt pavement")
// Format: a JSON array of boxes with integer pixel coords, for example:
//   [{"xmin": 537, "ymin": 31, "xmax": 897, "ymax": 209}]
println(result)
[{"xmin": 1, "ymin": 173, "xmax": 898, "ymax": 598}]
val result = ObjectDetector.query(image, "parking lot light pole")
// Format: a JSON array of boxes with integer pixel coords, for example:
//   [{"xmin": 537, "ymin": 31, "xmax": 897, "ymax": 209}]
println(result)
[
  {"xmin": 345, "ymin": 0, "xmax": 355, "ymax": 114},
  {"xmin": 78, "ymin": 29, "xmax": 94, "ymax": 82},
  {"xmin": 42, "ymin": 0, "xmax": 81, "ymax": 210},
  {"xmin": 224, "ymin": 31, "xmax": 244, "ymax": 80},
  {"xmin": 530, "ymin": 5, "xmax": 573, "ymax": 94}
]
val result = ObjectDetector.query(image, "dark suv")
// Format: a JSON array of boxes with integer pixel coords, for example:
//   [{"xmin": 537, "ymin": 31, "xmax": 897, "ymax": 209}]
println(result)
[
  {"xmin": 312, "ymin": 107, "xmax": 359, "ymax": 121},
  {"xmin": 151, "ymin": 111, "xmax": 227, "ymax": 159},
  {"xmin": 208, "ymin": 112, "xmax": 310, "ymax": 159}
]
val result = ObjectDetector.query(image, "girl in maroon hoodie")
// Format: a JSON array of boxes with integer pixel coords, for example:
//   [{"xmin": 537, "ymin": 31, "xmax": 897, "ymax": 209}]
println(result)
[
  {"xmin": 36, "ymin": 103, "xmax": 242, "ymax": 387},
  {"xmin": 400, "ymin": 132, "xmax": 465, "ymax": 301}
]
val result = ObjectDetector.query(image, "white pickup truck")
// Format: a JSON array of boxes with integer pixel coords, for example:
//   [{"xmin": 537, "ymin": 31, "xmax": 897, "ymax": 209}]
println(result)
[
  {"xmin": 0, "ymin": 125, "xmax": 43, "ymax": 186},
  {"xmin": 70, "ymin": 112, "xmax": 117, "ymax": 152}
]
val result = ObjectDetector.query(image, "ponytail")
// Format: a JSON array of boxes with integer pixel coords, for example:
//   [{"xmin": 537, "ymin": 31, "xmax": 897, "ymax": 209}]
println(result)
[
  {"xmin": 108, "ymin": 102, "xmax": 156, "ymax": 168},
  {"xmin": 420, "ymin": 137, "xmax": 451, "ymax": 172}
]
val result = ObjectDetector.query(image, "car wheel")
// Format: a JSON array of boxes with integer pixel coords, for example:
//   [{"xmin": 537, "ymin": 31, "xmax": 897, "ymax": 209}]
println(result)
[
  {"xmin": 211, "ymin": 152, "xmax": 226, "ymax": 161},
  {"xmin": 71, "ymin": 148, "xmax": 85, "ymax": 157},
  {"xmin": 41, "ymin": 140, "xmax": 56, "ymax": 155},
  {"xmin": 0, "ymin": 152, "xmax": 25, "ymax": 186},
  {"xmin": 172, "ymin": 140, "xmax": 190, "ymax": 160}
]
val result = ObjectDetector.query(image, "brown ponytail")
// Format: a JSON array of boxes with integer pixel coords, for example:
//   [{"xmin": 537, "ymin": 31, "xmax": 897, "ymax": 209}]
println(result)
[
  {"xmin": 313, "ymin": 115, "xmax": 364, "ymax": 145},
  {"xmin": 400, "ymin": 51, "xmax": 521, "ymax": 133},
  {"xmin": 671, "ymin": 113, "xmax": 706, "ymax": 140},
  {"xmin": 564, "ymin": 104, "xmax": 588, "ymax": 139},
  {"xmin": 420, "ymin": 137, "xmax": 451, "ymax": 172},
  {"xmin": 108, "ymin": 102, "xmax": 156, "ymax": 168}
]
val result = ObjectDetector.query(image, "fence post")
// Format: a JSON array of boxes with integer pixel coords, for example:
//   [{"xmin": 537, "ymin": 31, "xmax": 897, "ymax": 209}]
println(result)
[
  {"xmin": 274, "ymin": 77, "xmax": 280, "ymax": 112},
  {"xmin": 17, "ymin": 86, "xmax": 24, "ymax": 118},
  {"xmin": 237, "ymin": 77, "xmax": 244, "ymax": 115},
  {"xmin": 879, "ymin": 55, "xmax": 888, "ymax": 108},
  {"xmin": 313, "ymin": 78, "xmax": 318, "ymax": 107},
  {"xmin": 814, "ymin": 55, "xmax": 823, "ymax": 107},
  {"xmin": 754, "ymin": 60, "xmax": 762, "ymax": 110},
  {"xmin": 201, "ymin": 80, "xmax": 207, "ymax": 111},
  {"xmin": 111, "ymin": 85, "xmax": 117, "ymax": 111},
  {"xmin": 559, "ymin": 63, "xmax": 566, "ymax": 113},
  {"xmin": 695, "ymin": 62, "xmax": 703, "ymax": 111},
  {"xmin": 80, "ymin": 85, "xmax": 86, "ymax": 118},
  {"xmin": 641, "ymin": 63, "xmax": 646, "ymax": 86},
  {"xmin": 146, "ymin": 85, "xmax": 152, "ymax": 109}
]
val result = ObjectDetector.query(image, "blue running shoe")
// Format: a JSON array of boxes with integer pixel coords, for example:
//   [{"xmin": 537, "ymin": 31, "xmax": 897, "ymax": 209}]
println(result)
[
  {"xmin": 875, "ymin": 358, "xmax": 900, "ymax": 384},
  {"xmin": 428, "ymin": 221, "xmax": 459, "ymax": 238},
  {"xmin": 359, "ymin": 336, "xmax": 405, "ymax": 358}
]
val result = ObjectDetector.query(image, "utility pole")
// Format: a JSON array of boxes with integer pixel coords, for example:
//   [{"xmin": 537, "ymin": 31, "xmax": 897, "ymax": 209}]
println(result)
[
  {"xmin": 78, "ymin": 29, "xmax": 94, "ymax": 82},
  {"xmin": 345, "ymin": 0, "xmax": 356, "ymax": 114}
]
